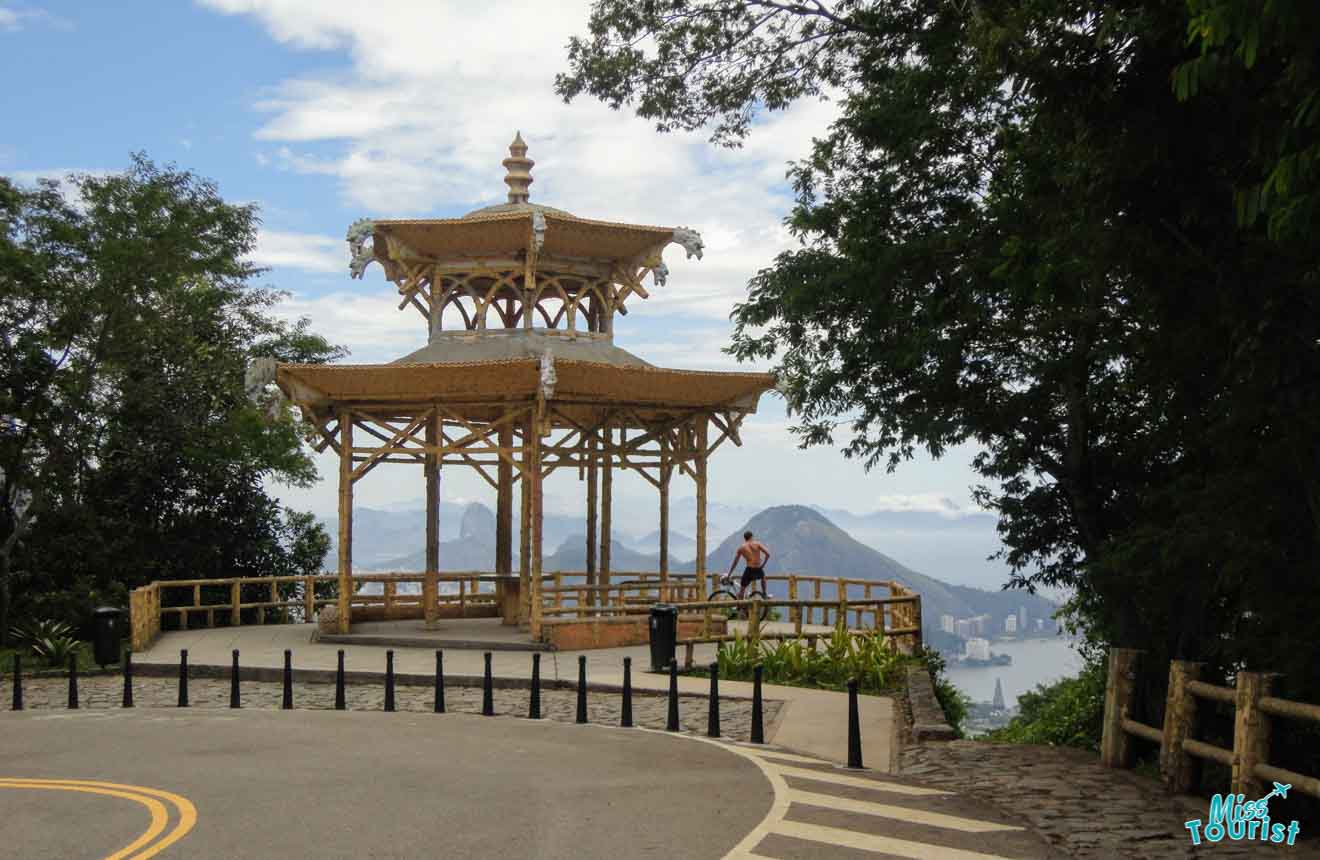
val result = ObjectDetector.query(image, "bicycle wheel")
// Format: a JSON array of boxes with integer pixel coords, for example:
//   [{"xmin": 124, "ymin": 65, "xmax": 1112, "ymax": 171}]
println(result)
[
  {"xmin": 744, "ymin": 587, "xmax": 770, "ymax": 624},
  {"xmin": 708, "ymin": 588, "xmax": 741, "ymax": 619}
]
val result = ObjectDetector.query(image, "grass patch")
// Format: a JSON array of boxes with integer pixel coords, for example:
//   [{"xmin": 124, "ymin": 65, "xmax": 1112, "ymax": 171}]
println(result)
[{"xmin": 0, "ymin": 642, "xmax": 122, "ymax": 676}]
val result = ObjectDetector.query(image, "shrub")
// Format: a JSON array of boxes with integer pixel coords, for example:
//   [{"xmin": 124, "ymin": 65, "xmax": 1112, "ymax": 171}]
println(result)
[
  {"xmin": 915, "ymin": 646, "xmax": 972, "ymax": 737},
  {"xmin": 716, "ymin": 629, "xmax": 910, "ymax": 694}
]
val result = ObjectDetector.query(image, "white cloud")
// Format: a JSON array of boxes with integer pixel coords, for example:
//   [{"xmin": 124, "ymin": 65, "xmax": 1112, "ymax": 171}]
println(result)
[
  {"xmin": 251, "ymin": 229, "xmax": 345, "ymax": 274},
  {"xmin": 273, "ymin": 287, "xmax": 428, "ymax": 363},
  {"xmin": 0, "ymin": 5, "xmax": 69, "ymax": 32},
  {"xmin": 198, "ymin": 0, "xmax": 826, "ymax": 324}
]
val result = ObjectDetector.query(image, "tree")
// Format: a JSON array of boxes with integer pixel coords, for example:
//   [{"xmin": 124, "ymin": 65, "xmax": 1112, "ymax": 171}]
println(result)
[
  {"xmin": 558, "ymin": 1, "xmax": 1320, "ymax": 712},
  {"xmin": 0, "ymin": 157, "xmax": 344, "ymax": 640}
]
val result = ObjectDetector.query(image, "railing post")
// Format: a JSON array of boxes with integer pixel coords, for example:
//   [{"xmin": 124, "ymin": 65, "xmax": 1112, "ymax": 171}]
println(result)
[
  {"xmin": 270, "ymin": 579, "xmax": 279, "ymax": 621},
  {"xmin": 912, "ymin": 595, "xmax": 923, "ymax": 651},
  {"xmin": 788, "ymin": 575, "xmax": 798, "ymax": 625},
  {"xmin": 304, "ymin": 575, "xmax": 315, "ymax": 622},
  {"xmin": 1232, "ymin": 670, "xmax": 1280, "ymax": 797},
  {"xmin": 230, "ymin": 581, "xmax": 241, "ymax": 626},
  {"xmin": 1161, "ymin": 660, "xmax": 1202, "ymax": 794},
  {"xmin": 1100, "ymin": 647, "xmax": 1142, "ymax": 768},
  {"xmin": 750, "ymin": 600, "xmax": 762, "ymax": 650}
]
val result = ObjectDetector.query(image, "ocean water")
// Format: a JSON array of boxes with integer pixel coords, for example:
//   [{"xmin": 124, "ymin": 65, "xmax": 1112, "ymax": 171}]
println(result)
[{"xmin": 944, "ymin": 636, "xmax": 1084, "ymax": 706}]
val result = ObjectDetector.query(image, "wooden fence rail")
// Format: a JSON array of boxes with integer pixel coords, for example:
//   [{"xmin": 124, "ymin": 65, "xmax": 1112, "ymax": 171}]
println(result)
[{"xmin": 1101, "ymin": 648, "xmax": 1320, "ymax": 800}]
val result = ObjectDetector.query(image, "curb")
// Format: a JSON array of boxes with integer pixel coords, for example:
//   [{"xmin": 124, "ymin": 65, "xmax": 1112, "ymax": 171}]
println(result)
[{"xmin": 906, "ymin": 664, "xmax": 957, "ymax": 741}]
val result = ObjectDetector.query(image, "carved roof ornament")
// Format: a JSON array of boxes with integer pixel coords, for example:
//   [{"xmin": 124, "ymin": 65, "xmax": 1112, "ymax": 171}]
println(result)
[
  {"xmin": 531, "ymin": 210, "xmax": 547, "ymax": 253},
  {"xmin": 503, "ymin": 131, "xmax": 534, "ymax": 204},
  {"xmin": 670, "ymin": 226, "xmax": 704, "ymax": 260},
  {"xmin": 347, "ymin": 218, "xmax": 376, "ymax": 279},
  {"xmin": 539, "ymin": 349, "xmax": 557, "ymax": 399}
]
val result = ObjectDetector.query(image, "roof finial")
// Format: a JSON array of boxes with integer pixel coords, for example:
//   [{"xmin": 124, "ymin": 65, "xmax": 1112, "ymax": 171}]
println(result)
[{"xmin": 503, "ymin": 131, "xmax": 534, "ymax": 204}]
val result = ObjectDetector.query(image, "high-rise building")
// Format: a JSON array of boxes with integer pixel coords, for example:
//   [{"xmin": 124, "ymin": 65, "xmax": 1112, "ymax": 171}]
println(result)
[
  {"xmin": 941, "ymin": 614, "xmax": 955, "ymax": 634},
  {"xmin": 992, "ymin": 678, "xmax": 1006, "ymax": 711},
  {"xmin": 1005, "ymin": 614, "xmax": 1018, "ymax": 634},
  {"xmin": 965, "ymin": 637, "xmax": 991, "ymax": 661},
  {"xmin": 1019, "ymin": 606, "xmax": 1028, "ymax": 631},
  {"xmin": 956, "ymin": 619, "xmax": 975, "ymax": 639}
]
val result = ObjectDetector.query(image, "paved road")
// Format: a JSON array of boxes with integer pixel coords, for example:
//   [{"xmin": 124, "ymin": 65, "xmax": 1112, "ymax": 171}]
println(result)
[
  {"xmin": 1, "ymin": 707, "xmax": 1057, "ymax": 859},
  {"xmin": 0, "ymin": 708, "xmax": 770, "ymax": 859}
]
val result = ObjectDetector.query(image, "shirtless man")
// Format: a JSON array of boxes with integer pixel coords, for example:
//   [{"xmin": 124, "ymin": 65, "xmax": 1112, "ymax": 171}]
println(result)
[{"xmin": 728, "ymin": 531, "xmax": 771, "ymax": 598}]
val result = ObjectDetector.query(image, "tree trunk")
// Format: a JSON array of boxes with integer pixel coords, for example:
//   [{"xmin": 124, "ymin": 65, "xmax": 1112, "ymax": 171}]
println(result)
[{"xmin": 0, "ymin": 551, "xmax": 10, "ymax": 646}]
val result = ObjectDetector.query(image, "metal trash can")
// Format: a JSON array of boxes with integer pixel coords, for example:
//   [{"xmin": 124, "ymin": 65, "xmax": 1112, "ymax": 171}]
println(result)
[
  {"xmin": 92, "ymin": 606, "xmax": 123, "ymax": 667},
  {"xmin": 649, "ymin": 604, "xmax": 678, "ymax": 672}
]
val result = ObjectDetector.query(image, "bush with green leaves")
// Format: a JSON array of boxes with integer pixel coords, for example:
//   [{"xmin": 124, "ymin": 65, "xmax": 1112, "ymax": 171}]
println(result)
[
  {"xmin": 983, "ymin": 658, "xmax": 1106, "ymax": 750},
  {"xmin": 915, "ymin": 646, "xmax": 971, "ymax": 738},
  {"xmin": 716, "ymin": 628, "xmax": 909, "ymax": 694},
  {"xmin": 11, "ymin": 620, "xmax": 82, "ymax": 668}
]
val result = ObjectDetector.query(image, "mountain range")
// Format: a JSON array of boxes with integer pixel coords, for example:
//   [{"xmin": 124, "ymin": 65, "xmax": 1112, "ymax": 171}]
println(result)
[{"xmin": 318, "ymin": 503, "xmax": 1056, "ymax": 639}]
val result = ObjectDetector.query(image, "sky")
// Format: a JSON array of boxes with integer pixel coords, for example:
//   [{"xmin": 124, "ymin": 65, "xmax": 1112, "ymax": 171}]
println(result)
[{"xmin": 1, "ymin": 1, "xmax": 998, "ymax": 564}]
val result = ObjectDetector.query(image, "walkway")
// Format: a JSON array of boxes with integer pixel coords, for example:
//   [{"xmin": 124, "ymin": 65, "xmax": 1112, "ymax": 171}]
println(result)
[{"xmin": 135, "ymin": 622, "xmax": 893, "ymax": 770}]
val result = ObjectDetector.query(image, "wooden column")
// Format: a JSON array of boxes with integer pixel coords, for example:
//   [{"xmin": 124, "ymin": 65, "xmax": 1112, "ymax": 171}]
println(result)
[
  {"xmin": 496, "ymin": 422, "xmax": 513, "ymax": 576},
  {"xmin": 424, "ymin": 414, "xmax": 440, "ymax": 628},
  {"xmin": 530, "ymin": 418, "xmax": 544, "ymax": 639},
  {"xmin": 1232, "ymin": 671, "xmax": 1280, "ymax": 797},
  {"xmin": 519, "ymin": 420, "xmax": 532, "ymax": 625},
  {"xmin": 659, "ymin": 431, "xmax": 670, "ymax": 592},
  {"xmin": 336, "ymin": 411, "xmax": 353, "ymax": 634},
  {"xmin": 586, "ymin": 434, "xmax": 598, "ymax": 605},
  {"xmin": 695, "ymin": 417, "xmax": 708, "ymax": 600},
  {"xmin": 1161, "ymin": 660, "xmax": 1203, "ymax": 794},
  {"xmin": 1100, "ymin": 647, "xmax": 1142, "ymax": 768},
  {"xmin": 599, "ymin": 425, "xmax": 612, "ymax": 589}
]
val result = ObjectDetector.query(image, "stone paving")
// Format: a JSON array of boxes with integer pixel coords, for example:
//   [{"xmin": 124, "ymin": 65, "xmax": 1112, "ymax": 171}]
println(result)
[
  {"xmin": 900, "ymin": 740, "xmax": 1319, "ymax": 858},
  {"xmin": 8, "ymin": 675, "xmax": 781, "ymax": 743}
]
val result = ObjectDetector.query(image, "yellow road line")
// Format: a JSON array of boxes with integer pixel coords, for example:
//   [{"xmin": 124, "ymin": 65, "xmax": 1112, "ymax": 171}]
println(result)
[
  {"xmin": 771, "ymin": 819, "xmax": 1022, "ymax": 859},
  {"xmin": 773, "ymin": 765, "xmax": 953, "ymax": 795},
  {"xmin": 788, "ymin": 788, "xmax": 1026, "ymax": 833},
  {"xmin": 0, "ymin": 778, "xmax": 196, "ymax": 859}
]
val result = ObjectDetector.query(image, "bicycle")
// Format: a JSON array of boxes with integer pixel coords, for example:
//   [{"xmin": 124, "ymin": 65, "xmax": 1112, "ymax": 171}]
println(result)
[{"xmin": 707, "ymin": 573, "xmax": 769, "ymax": 623}]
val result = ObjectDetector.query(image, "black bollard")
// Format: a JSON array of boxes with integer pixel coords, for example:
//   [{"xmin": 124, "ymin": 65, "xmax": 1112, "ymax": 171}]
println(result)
[
  {"xmin": 334, "ymin": 650, "xmax": 346, "ymax": 711},
  {"xmin": 666, "ymin": 660, "xmax": 680, "ymax": 732},
  {"xmin": 11, "ymin": 654, "xmax": 21, "ymax": 711},
  {"xmin": 282, "ymin": 649, "xmax": 293, "ymax": 710},
  {"xmin": 434, "ymin": 650, "xmax": 445, "ymax": 714},
  {"xmin": 67, "ymin": 653, "xmax": 78, "ymax": 709},
  {"xmin": 528, "ymin": 653, "xmax": 541, "ymax": 720},
  {"xmin": 230, "ymin": 650, "xmax": 241, "ymax": 708},
  {"xmin": 483, "ymin": 652, "xmax": 494, "ymax": 716},
  {"xmin": 750, "ymin": 664, "xmax": 764, "ymax": 744},
  {"xmin": 847, "ymin": 678, "xmax": 863, "ymax": 769},
  {"xmin": 620, "ymin": 657, "xmax": 633, "ymax": 728},
  {"xmin": 177, "ymin": 649, "xmax": 189, "ymax": 707},
  {"xmin": 707, "ymin": 662, "xmax": 721, "ymax": 738},
  {"xmin": 576, "ymin": 655, "xmax": 588, "ymax": 724},
  {"xmin": 384, "ymin": 650, "xmax": 395, "ymax": 712},
  {"xmin": 122, "ymin": 650, "xmax": 134, "ymax": 708}
]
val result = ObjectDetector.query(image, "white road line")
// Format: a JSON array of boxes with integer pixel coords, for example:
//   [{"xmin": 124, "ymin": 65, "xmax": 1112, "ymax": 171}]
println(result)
[
  {"xmin": 788, "ymin": 788, "xmax": 1025, "ymax": 833},
  {"xmin": 735, "ymin": 748, "xmax": 831, "ymax": 765},
  {"xmin": 774, "ymin": 765, "xmax": 952, "ymax": 795},
  {"xmin": 770, "ymin": 820, "xmax": 1023, "ymax": 859}
]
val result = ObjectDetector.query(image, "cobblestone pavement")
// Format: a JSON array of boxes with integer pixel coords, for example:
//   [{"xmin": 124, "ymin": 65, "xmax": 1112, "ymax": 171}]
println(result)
[
  {"xmin": 8, "ymin": 676, "xmax": 781, "ymax": 743},
  {"xmin": 900, "ymin": 740, "xmax": 1319, "ymax": 858}
]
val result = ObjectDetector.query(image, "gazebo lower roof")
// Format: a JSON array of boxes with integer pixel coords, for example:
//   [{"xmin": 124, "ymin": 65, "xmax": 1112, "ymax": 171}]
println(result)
[{"xmin": 276, "ymin": 359, "xmax": 775, "ymax": 415}]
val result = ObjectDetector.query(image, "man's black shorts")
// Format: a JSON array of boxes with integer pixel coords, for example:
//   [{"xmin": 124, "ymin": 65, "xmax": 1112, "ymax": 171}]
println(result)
[{"xmin": 740, "ymin": 566, "xmax": 766, "ymax": 590}]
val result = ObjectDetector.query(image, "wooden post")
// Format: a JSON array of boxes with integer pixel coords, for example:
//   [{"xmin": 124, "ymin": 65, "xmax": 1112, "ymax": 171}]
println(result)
[
  {"xmin": 750, "ymin": 599, "xmax": 762, "ymax": 649},
  {"xmin": 599, "ymin": 425, "xmax": 612, "ymax": 590},
  {"xmin": 1232, "ymin": 671, "xmax": 1279, "ymax": 797},
  {"xmin": 1161, "ymin": 660, "xmax": 1203, "ymax": 794},
  {"xmin": 230, "ymin": 581, "xmax": 240, "ymax": 626},
  {"xmin": 1100, "ymin": 648, "xmax": 1142, "ymax": 768},
  {"xmin": 519, "ymin": 419, "xmax": 532, "ymax": 625},
  {"xmin": 303, "ymin": 575, "xmax": 315, "ymax": 622},
  {"xmin": 695, "ymin": 417, "xmax": 708, "ymax": 600},
  {"xmin": 659, "ymin": 431, "xmax": 670, "ymax": 591},
  {"xmin": 788, "ymin": 575, "xmax": 798, "ymax": 626},
  {"xmin": 530, "ymin": 419, "xmax": 544, "ymax": 640},
  {"xmin": 337, "ymin": 410, "xmax": 353, "ymax": 634},
  {"xmin": 496, "ymin": 421, "xmax": 513, "ymax": 577},
  {"xmin": 912, "ymin": 595, "xmax": 923, "ymax": 651},
  {"xmin": 586, "ymin": 434, "xmax": 598, "ymax": 607},
  {"xmin": 424, "ymin": 414, "xmax": 441, "ymax": 628}
]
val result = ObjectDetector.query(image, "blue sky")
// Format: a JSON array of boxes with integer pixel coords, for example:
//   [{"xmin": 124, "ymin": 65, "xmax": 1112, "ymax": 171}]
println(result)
[{"xmin": 2, "ymin": 1, "xmax": 998, "ymax": 577}]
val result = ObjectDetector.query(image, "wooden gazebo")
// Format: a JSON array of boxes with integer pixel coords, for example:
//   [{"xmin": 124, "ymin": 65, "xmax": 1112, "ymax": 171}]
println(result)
[{"xmin": 275, "ymin": 133, "xmax": 776, "ymax": 638}]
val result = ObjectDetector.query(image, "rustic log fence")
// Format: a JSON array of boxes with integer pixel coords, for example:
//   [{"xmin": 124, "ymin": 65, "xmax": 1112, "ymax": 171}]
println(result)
[{"xmin": 1101, "ymin": 648, "xmax": 1320, "ymax": 800}]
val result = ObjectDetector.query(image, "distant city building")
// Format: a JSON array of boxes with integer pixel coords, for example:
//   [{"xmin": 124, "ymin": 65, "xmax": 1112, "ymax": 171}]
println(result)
[
  {"xmin": 965, "ymin": 638, "xmax": 992, "ymax": 661},
  {"xmin": 1005, "ymin": 614, "xmax": 1018, "ymax": 634},
  {"xmin": 1036, "ymin": 618, "xmax": 1046, "ymax": 632},
  {"xmin": 956, "ymin": 619, "xmax": 975, "ymax": 639},
  {"xmin": 972, "ymin": 614, "xmax": 990, "ymax": 636},
  {"xmin": 941, "ymin": 614, "xmax": 955, "ymax": 634},
  {"xmin": 1019, "ymin": 606, "xmax": 1028, "ymax": 630},
  {"xmin": 992, "ymin": 678, "xmax": 1006, "ymax": 711}
]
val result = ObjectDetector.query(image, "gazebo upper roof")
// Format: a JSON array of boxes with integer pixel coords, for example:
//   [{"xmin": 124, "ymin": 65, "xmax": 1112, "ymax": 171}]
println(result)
[{"xmin": 347, "ymin": 133, "xmax": 704, "ymax": 281}]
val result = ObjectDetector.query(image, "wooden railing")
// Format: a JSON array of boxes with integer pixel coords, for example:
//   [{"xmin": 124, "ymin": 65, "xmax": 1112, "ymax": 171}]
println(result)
[
  {"xmin": 1102, "ymin": 648, "xmax": 1320, "ymax": 800},
  {"xmin": 672, "ymin": 593, "xmax": 923, "ymax": 668}
]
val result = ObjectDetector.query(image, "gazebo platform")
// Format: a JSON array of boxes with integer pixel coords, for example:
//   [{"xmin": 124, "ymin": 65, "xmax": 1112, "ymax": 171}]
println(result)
[{"xmin": 316, "ymin": 617, "xmax": 553, "ymax": 652}]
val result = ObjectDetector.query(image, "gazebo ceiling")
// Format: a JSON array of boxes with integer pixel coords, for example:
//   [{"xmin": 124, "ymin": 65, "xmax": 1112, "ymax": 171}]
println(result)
[{"xmin": 276, "ymin": 359, "xmax": 774, "ymax": 413}]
